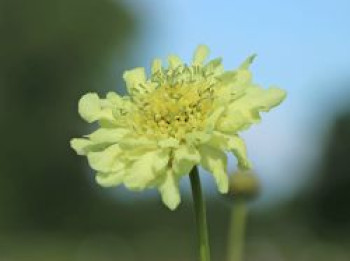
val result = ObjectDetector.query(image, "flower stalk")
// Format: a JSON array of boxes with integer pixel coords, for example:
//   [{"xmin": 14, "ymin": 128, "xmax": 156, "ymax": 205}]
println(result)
[
  {"xmin": 190, "ymin": 166, "xmax": 211, "ymax": 261},
  {"xmin": 227, "ymin": 199, "xmax": 247, "ymax": 261},
  {"xmin": 227, "ymin": 171, "xmax": 259, "ymax": 261}
]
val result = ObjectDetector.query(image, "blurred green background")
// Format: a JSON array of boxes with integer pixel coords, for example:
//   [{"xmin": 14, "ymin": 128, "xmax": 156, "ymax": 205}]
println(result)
[{"xmin": 0, "ymin": 0, "xmax": 350, "ymax": 260}]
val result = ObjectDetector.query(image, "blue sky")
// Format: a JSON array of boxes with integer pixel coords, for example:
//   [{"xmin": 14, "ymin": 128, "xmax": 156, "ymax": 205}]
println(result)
[{"xmin": 120, "ymin": 0, "xmax": 350, "ymax": 205}]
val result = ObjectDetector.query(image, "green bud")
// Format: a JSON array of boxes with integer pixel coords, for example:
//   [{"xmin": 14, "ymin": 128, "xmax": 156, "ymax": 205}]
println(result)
[{"xmin": 227, "ymin": 170, "xmax": 260, "ymax": 200}]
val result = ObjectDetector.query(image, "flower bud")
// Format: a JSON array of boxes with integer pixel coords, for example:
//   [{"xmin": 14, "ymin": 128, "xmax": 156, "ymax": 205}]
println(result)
[{"xmin": 227, "ymin": 170, "xmax": 260, "ymax": 201}]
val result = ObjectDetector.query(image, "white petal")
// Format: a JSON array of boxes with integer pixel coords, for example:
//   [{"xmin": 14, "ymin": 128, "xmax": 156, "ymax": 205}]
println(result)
[
  {"xmin": 124, "ymin": 149, "xmax": 170, "ymax": 190},
  {"xmin": 158, "ymin": 138, "xmax": 179, "ymax": 149},
  {"xmin": 87, "ymin": 144, "xmax": 124, "ymax": 173},
  {"xmin": 70, "ymin": 138, "xmax": 92, "ymax": 155},
  {"xmin": 206, "ymin": 132, "xmax": 251, "ymax": 170},
  {"xmin": 96, "ymin": 170, "xmax": 125, "ymax": 187},
  {"xmin": 78, "ymin": 93, "xmax": 101, "ymax": 123},
  {"xmin": 193, "ymin": 45, "xmax": 210, "ymax": 65},
  {"xmin": 218, "ymin": 86, "xmax": 286, "ymax": 132},
  {"xmin": 123, "ymin": 67, "xmax": 148, "ymax": 95},
  {"xmin": 168, "ymin": 55, "xmax": 183, "ymax": 69},
  {"xmin": 226, "ymin": 135, "xmax": 251, "ymax": 169},
  {"xmin": 239, "ymin": 54, "xmax": 257, "ymax": 70},
  {"xmin": 88, "ymin": 128, "xmax": 130, "ymax": 143},
  {"xmin": 205, "ymin": 106, "xmax": 225, "ymax": 131},
  {"xmin": 173, "ymin": 146, "xmax": 200, "ymax": 177},
  {"xmin": 185, "ymin": 131, "xmax": 211, "ymax": 146},
  {"xmin": 198, "ymin": 145, "xmax": 228, "ymax": 193},
  {"xmin": 159, "ymin": 169, "xmax": 181, "ymax": 210},
  {"xmin": 151, "ymin": 59, "xmax": 162, "ymax": 74}
]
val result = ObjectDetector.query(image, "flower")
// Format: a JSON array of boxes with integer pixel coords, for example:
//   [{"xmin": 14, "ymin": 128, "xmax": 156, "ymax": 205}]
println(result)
[{"xmin": 70, "ymin": 45, "xmax": 286, "ymax": 210}]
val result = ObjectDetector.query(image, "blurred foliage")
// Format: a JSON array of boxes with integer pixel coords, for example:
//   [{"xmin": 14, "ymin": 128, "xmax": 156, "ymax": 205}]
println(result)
[
  {"xmin": 0, "ymin": 0, "xmax": 136, "ymax": 231},
  {"xmin": 306, "ymin": 111, "xmax": 350, "ymax": 238}
]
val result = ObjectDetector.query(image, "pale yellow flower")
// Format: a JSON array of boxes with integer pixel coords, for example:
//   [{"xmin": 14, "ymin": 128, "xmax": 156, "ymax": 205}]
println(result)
[{"xmin": 71, "ymin": 45, "xmax": 286, "ymax": 210}]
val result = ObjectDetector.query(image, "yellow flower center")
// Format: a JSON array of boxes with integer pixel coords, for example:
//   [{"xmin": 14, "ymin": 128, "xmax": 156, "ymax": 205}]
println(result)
[{"xmin": 131, "ymin": 83, "xmax": 214, "ymax": 140}]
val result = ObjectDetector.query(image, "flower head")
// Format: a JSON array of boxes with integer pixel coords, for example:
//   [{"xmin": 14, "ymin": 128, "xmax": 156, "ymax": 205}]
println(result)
[{"xmin": 70, "ymin": 45, "xmax": 286, "ymax": 210}]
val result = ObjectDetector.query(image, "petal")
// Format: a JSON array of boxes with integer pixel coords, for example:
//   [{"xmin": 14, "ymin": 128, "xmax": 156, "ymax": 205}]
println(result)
[
  {"xmin": 206, "ymin": 131, "xmax": 251, "ymax": 169},
  {"xmin": 70, "ymin": 138, "xmax": 93, "ymax": 155},
  {"xmin": 173, "ymin": 145, "xmax": 200, "ymax": 176},
  {"xmin": 87, "ymin": 144, "xmax": 124, "ymax": 173},
  {"xmin": 216, "ymin": 71, "xmax": 237, "ymax": 85},
  {"xmin": 88, "ymin": 128, "xmax": 130, "ymax": 143},
  {"xmin": 204, "ymin": 57, "xmax": 224, "ymax": 75},
  {"xmin": 168, "ymin": 55, "xmax": 183, "ymax": 69},
  {"xmin": 77, "ymin": 93, "xmax": 121, "ymax": 126},
  {"xmin": 193, "ymin": 45, "xmax": 210, "ymax": 65},
  {"xmin": 158, "ymin": 169, "xmax": 181, "ymax": 210},
  {"xmin": 105, "ymin": 92, "xmax": 123, "ymax": 106},
  {"xmin": 216, "ymin": 70, "xmax": 252, "ymax": 94},
  {"xmin": 239, "ymin": 54, "xmax": 257, "ymax": 70},
  {"xmin": 260, "ymin": 87, "xmax": 287, "ymax": 111},
  {"xmin": 241, "ymin": 86, "xmax": 287, "ymax": 111},
  {"xmin": 123, "ymin": 67, "xmax": 148, "ymax": 95},
  {"xmin": 217, "ymin": 111, "xmax": 254, "ymax": 132},
  {"xmin": 96, "ymin": 170, "xmax": 125, "ymax": 187},
  {"xmin": 198, "ymin": 145, "xmax": 228, "ymax": 193},
  {"xmin": 205, "ymin": 106, "xmax": 225, "ymax": 131},
  {"xmin": 119, "ymin": 137, "xmax": 157, "ymax": 150},
  {"xmin": 158, "ymin": 137, "xmax": 180, "ymax": 149},
  {"xmin": 218, "ymin": 86, "xmax": 286, "ymax": 132},
  {"xmin": 97, "ymin": 109, "xmax": 118, "ymax": 127},
  {"xmin": 226, "ymin": 135, "xmax": 251, "ymax": 169},
  {"xmin": 151, "ymin": 58, "xmax": 162, "ymax": 74},
  {"xmin": 124, "ymin": 149, "xmax": 170, "ymax": 190},
  {"xmin": 185, "ymin": 131, "xmax": 211, "ymax": 146},
  {"xmin": 78, "ymin": 93, "xmax": 101, "ymax": 123},
  {"xmin": 214, "ymin": 70, "xmax": 252, "ymax": 103}
]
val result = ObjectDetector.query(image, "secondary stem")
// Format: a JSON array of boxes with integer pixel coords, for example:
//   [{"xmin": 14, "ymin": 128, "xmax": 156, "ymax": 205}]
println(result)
[
  {"xmin": 227, "ymin": 199, "xmax": 247, "ymax": 261},
  {"xmin": 189, "ymin": 166, "xmax": 211, "ymax": 261}
]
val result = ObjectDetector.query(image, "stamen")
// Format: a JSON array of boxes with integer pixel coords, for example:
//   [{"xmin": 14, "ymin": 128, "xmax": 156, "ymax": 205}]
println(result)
[{"xmin": 130, "ymin": 80, "xmax": 215, "ymax": 139}]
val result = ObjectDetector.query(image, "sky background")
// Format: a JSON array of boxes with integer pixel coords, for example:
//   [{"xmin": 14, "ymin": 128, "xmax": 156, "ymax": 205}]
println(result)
[{"xmin": 118, "ymin": 0, "xmax": 350, "ymax": 205}]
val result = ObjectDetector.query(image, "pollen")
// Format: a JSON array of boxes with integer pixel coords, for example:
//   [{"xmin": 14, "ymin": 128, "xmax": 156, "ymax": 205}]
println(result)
[{"xmin": 131, "ymin": 82, "xmax": 214, "ymax": 140}]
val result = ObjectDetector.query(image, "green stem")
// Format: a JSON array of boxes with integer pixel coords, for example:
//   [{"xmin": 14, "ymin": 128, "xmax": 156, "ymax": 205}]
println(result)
[
  {"xmin": 189, "ymin": 166, "xmax": 211, "ymax": 261},
  {"xmin": 227, "ymin": 199, "xmax": 247, "ymax": 261}
]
